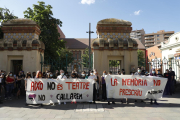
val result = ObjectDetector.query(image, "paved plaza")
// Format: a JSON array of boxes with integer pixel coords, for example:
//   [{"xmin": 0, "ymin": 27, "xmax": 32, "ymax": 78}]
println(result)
[{"xmin": 1, "ymin": 87, "xmax": 180, "ymax": 120}]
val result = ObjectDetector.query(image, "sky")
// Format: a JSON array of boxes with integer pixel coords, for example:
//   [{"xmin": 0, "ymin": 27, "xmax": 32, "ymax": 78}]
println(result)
[{"xmin": 1, "ymin": 0, "xmax": 180, "ymax": 38}]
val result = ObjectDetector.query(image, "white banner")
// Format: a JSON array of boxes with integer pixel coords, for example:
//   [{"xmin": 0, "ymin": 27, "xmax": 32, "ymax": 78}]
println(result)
[
  {"xmin": 26, "ymin": 79, "xmax": 94, "ymax": 104},
  {"xmin": 106, "ymin": 75, "xmax": 167, "ymax": 99}
]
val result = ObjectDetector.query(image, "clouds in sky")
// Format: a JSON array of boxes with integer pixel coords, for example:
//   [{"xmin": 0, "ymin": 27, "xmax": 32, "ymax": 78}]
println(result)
[
  {"xmin": 80, "ymin": 0, "xmax": 95, "ymax": 5},
  {"xmin": 134, "ymin": 10, "xmax": 141, "ymax": 15}
]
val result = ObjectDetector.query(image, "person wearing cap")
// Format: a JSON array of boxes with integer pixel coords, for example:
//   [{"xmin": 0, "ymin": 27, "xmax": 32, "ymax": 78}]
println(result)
[{"xmin": 169, "ymin": 67, "xmax": 175, "ymax": 94}]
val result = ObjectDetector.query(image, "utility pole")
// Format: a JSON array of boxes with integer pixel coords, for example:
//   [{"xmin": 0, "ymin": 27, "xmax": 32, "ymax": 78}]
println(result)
[{"xmin": 86, "ymin": 23, "xmax": 94, "ymax": 70}]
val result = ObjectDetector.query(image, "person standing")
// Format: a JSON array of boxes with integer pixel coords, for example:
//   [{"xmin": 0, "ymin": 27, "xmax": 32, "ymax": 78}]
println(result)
[
  {"xmin": 122, "ymin": 69, "xmax": 125, "ymax": 75},
  {"xmin": 101, "ymin": 71, "xmax": 107, "ymax": 101},
  {"xmin": 0, "ymin": 70, "xmax": 3, "ymax": 103},
  {"xmin": 88, "ymin": 71, "xmax": 97, "ymax": 104},
  {"xmin": 32, "ymin": 72, "xmax": 36, "ymax": 78},
  {"xmin": 47, "ymin": 72, "xmax": 54, "ymax": 79},
  {"xmin": 36, "ymin": 71, "xmax": 43, "ymax": 78},
  {"xmin": 2, "ymin": 71, "xmax": 7, "ymax": 100},
  {"xmin": 134, "ymin": 67, "xmax": 142, "ymax": 75},
  {"xmin": 107, "ymin": 71, "xmax": 115, "ymax": 105},
  {"xmin": 157, "ymin": 69, "xmax": 163, "ymax": 77},
  {"xmin": 149, "ymin": 69, "xmax": 158, "ymax": 105},
  {"xmin": 55, "ymin": 70, "xmax": 59, "ymax": 78},
  {"xmin": 80, "ymin": 71, "xmax": 86, "ymax": 79},
  {"xmin": 164, "ymin": 69, "xmax": 172, "ymax": 95},
  {"xmin": 134, "ymin": 67, "xmax": 144, "ymax": 103},
  {"xmin": 16, "ymin": 71, "xmax": 24, "ymax": 99},
  {"xmin": 6, "ymin": 72, "xmax": 15, "ymax": 100},
  {"xmin": 57, "ymin": 70, "xmax": 67, "ymax": 104},
  {"xmin": 169, "ymin": 67, "xmax": 175, "ymax": 94},
  {"xmin": 95, "ymin": 72, "xmax": 100, "ymax": 101},
  {"xmin": 24, "ymin": 72, "xmax": 32, "ymax": 91}
]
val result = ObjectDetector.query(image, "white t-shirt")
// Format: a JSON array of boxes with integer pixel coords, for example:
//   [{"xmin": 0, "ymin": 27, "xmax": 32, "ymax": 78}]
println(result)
[
  {"xmin": 88, "ymin": 75, "xmax": 97, "ymax": 80},
  {"xmin": 57, "ymin": 75, "xmax": 67, "ymax": 79}
]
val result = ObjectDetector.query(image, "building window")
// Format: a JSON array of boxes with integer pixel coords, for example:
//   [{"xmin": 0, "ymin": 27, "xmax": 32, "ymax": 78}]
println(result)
[
  {"xmin": 157, "ymin": 35, "xmax": 159, "ymax": 37},
  {"xmin": 157, "ymin": 38, "xmax": 160, "ymax": 40}
]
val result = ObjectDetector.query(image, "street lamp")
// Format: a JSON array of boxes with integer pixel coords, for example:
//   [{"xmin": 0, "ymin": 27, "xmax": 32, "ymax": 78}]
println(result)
[{"xmin": 86, "ymin": 23, "xmax": 94, "ymax": 70}]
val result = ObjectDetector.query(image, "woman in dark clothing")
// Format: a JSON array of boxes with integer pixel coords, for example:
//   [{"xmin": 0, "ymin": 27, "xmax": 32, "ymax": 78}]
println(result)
[
  {"xmin": 71, "ymin": 70, "xmax": 78, "ymax": 78},
  {"xmin": 101, "ymin": 71, "xmax": 107, "ymax": 100},
  {"xmin": 95, "ymin": 72, "xmax": 100, "ymax": 101},
  {"xmin": 16, "ymin": 71, "xmax": 24, "ymax": 98},
  {"xmin": 32, "ymin": 72, "xmax": 36, "ymax": 78},
  {"xmin": 149, "ymin": 68, "xmax": 158, "ymax": 105},
  {"xmin": 164, "ymin": 69, "xmax": 172, "ymax": 95}
]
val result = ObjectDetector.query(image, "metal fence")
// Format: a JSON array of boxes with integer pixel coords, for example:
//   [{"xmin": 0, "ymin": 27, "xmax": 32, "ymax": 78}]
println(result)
[
  {"xmin": 40, "ymin": 53, "xmax": 93, "ymax": 75},
  {"xmin": 146, "ymin": 57, "xmax": 180, "ymax": 80}
]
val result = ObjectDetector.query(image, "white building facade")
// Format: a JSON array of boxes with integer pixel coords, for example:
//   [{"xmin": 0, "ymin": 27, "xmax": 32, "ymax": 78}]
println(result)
[{"xmin": 160, "ymin": 32, "xmax": 180, "ymax": 80}]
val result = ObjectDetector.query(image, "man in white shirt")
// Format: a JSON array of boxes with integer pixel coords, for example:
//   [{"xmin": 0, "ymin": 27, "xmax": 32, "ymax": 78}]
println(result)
[
  {"xmin": 57, "ymin": 70, "xmax": 67, "ymax": 80},
  {"xmin": 88, "ymin": 71, "xmax": 97, "ymax": 104}
]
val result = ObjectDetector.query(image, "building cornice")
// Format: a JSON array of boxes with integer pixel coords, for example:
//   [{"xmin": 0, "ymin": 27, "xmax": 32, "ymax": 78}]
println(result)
[{"xmin": 160, "ymin": 42, "xmax": 180, "ymax": 50}]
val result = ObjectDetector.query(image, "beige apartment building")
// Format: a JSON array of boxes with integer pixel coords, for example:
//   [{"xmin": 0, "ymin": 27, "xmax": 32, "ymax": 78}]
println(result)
[
  {"xmin": 144, "ymin": 30, "xmax": 174, "ymax": 49},
  {"xmin": 130, "ymin": 29, "xmax": 145, "ymax": 45}
]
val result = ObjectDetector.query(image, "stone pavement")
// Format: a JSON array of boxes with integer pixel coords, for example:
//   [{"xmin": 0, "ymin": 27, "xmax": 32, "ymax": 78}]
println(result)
[{"xmin": 1, "ymin": 85, "xmax": 180, "ymax": 120}]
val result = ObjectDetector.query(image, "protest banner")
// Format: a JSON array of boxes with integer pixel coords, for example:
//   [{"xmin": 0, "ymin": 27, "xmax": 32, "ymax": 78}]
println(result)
[
  {"xmin": 105, "ymin": 75, "xmax": 167, "ymax": 99},
  {"xmin": 26, "ymin": 79, "xmax": 94, "ymax": 104}
]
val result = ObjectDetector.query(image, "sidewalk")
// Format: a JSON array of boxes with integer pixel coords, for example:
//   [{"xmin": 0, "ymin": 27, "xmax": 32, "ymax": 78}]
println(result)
[{"xmin": 0, "ymin": 85, "xmax": 180, "ymax": 120}]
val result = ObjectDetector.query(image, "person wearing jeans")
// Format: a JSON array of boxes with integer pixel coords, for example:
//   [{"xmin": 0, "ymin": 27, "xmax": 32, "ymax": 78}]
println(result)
[{"xmin": 6, "ymin": 72, "xmax": 15, "ymax": 100}]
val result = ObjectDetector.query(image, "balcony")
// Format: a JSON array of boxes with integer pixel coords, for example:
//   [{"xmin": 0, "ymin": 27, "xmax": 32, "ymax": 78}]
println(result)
[
  {"xmin": 145, "ymin": 40, "xmax": 154, "ymax": 43},
  {"xmin": 145, "ymin": 36, "xmax": 154, "ymax": 39},
  {"xmin": 145, "ymin": 43, "xmax": 154, "ymax": 46},
  {"xmin": 137, "ymin": 33, "xmax": 141, "ymax": 35}
]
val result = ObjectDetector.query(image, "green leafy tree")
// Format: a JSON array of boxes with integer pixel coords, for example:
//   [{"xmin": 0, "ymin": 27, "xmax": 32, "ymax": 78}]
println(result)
[
  {"xmin": 137, "ymin": 49, "xmax": 145, "ymax": 67},
  {"xmin": 23, "ymin": 1, "xmax": 67, "ymax": 59},
  {"xmin": 56, "ymin": 48, "xmax": 74, "ymax": 65},
  {"xmin": 109, "ymin": 60, "xmax": 120, "ymax": 67},
  {"xmin": 0, "ymin": 7, "xmax": 18, "ymax": 39},
  {"xmin": 81, "ymin": 48, "xmax": 93, "ymax": 68}
]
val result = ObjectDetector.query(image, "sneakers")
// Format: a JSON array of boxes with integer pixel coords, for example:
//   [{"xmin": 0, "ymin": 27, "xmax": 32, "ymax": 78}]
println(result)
[
  {"xmin": 64, "ymin": 102, "xmax": 66, "ymax": 105},
  {"xmin": 112, "ymin": 101, "xmax": 115, "ymax": 104},
  {"xmin": 58, "ymin": 102, "xmax": 61, "ymax": 105}
]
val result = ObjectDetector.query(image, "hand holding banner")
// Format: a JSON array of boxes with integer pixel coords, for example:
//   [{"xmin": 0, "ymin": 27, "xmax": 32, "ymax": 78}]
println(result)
[
  {"xmin": 26, "ymin": 79, "xmax": 94, "ymax": 104},
  {"xmin": 105, "ymin": 75, "xmax": 167, "ymax": 99}
]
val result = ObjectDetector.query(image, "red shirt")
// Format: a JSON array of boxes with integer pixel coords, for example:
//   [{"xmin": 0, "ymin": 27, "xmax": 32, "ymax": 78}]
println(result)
[{"xmin": 6, "ymin": 77, "xmax": 14, "ymax": 83}]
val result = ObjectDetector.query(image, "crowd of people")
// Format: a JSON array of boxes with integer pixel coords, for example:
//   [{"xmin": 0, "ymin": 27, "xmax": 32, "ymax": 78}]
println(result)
[{"xmin": 0, "ymin": 67, "xmax": 176, "ymax": 105}]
